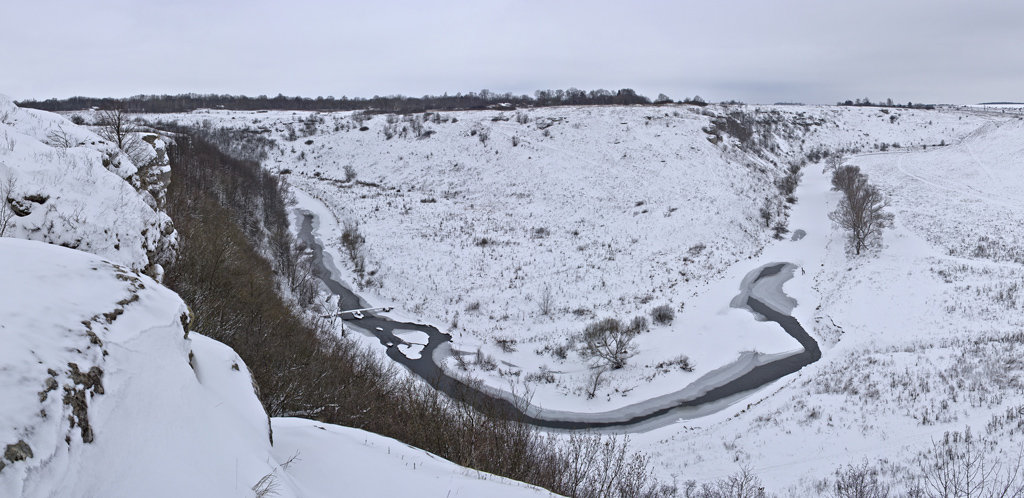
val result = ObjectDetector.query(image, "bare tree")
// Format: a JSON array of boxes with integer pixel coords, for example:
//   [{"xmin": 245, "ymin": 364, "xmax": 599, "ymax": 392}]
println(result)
[
  {"xmin": 539, "ymin": 284, "xmax": 554, "ymax": 316},
  {"xmin": 917, "ymin": 428, "xmax": 1024, "ymax": 498},
  {"xmin": 830, "ymin": 165, "xmax": 864, "ymax": 198},
  {"xmin": 829, "ymin": 167, "xmax": 893, "ymax": 255},
  {"xmin": 580, "ymin": 317, "xmax": 641, "ymax": 369},
  {"xmin": 96, "ymin": 109, "xmax": 137, "ymax": 150},
  {"xmin": 0, "ymin": 173, "xmax": 16, "ymax": 236},
  {"xmin": 96, "ymin": 109, "xmax": 150, "ymax": 167},
  {"xmin": 832, "ymin": 461, "xmax": 890, "ymax": 498}
]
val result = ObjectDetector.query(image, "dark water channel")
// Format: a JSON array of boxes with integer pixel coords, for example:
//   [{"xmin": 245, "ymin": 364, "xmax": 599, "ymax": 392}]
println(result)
[{"xmin": 297, "ymin": 212, "xmax": 820, "ymax": 430}]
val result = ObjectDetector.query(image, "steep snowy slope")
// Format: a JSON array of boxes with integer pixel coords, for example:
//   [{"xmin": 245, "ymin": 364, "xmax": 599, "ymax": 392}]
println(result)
[
  {"xmin": 0, "ymin": 95, "xmax": 174, "ymax": 276},
  {"xmin": 0, "ymin": 238, "xmax": 554, "ymax": 497}
]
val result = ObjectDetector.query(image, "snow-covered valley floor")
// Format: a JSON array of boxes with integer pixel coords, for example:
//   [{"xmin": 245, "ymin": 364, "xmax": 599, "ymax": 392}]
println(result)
[{"xmin": 142, "ymin": 104, "xmax": 1024, "ymax": 493}]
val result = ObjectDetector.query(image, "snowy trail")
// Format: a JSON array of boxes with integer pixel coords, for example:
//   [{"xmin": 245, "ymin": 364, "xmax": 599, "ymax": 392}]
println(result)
[{"xmin": 297, "ymin": 211, "xmax": 820, "ymax": 431}]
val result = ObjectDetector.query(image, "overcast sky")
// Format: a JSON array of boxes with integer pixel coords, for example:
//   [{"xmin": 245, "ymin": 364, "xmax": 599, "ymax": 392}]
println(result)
[{"xmin": 3, "ymin": 0, "xmax": 1022, "ymax": 104}]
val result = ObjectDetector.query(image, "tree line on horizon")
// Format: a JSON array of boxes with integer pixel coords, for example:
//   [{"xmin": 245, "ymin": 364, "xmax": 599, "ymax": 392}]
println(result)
[
  {"xmin": 17, "ymin": 88, "xmax": 679, "ymax": 114},
  {"xmin": 837, "ymin": 97, "xmax": 935, "ymax": 110}
]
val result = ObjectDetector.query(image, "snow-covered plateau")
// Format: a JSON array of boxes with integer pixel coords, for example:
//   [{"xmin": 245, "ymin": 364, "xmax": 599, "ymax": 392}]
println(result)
[{"xmin": 146, "ymin": 102, "xmax": 1024, "ymax": 492}]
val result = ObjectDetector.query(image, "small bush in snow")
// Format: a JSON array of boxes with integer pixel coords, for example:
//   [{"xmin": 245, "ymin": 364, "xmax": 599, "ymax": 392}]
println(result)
[
  {"xmin": 650, "ymin": 305, "xmax": 675, "ymax": 325},
  {"xmin": 525, "ymin": 366, "xmax": 555, "ymax": 384},
  {"xmin": 626, "ymin": 316, "xmax": 649, "ymax": 334},
  {"xmin": 831, "ymin": 461, "xmax": 890, "ymax": 498},
  {"xmin": 495, "ymin": 337, "xmax": 518, "ymax": 353},
  {"xmin": 538, "ymin": 285, "xmax": 554, "ymax": 316},
  {"xmin": 475, "ymin": 347, "xmax": 497, "ymax": 371},
  {"xmin": 343, "ymin": 164, "xmax": 357, "ymax": 182}
]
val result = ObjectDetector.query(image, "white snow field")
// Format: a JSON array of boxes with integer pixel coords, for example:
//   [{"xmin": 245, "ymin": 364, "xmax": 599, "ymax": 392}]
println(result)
[
  {"xmin": 142, "ymin": 103, "xmax": 1024, "ymax": 493},
  {"xmin": 0, "ymin": 95, "xmax": 175, "ymax": 276},
  {"xmin": 0, "ymin": 238, "xmax": 554, "ymax": 497}
]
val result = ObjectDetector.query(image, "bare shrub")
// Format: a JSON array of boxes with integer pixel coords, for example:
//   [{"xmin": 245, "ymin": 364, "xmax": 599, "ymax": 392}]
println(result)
[
  {"xmin": 539, "ymin": 284, "xmax": 554, "ymax": 316},
  {"xmin": 650, "ymin": 304, "xmax": 675, "ymax": 325},
  {"xmin": 916, "ymin": 428, "xmax": 1024, "ymax": 498},
  {"xmin": 580, "ymin": 318, "xmax": 637, "ymax": 369},
  {"xmin": 654, "ymin": 355, "xmax": 694, "ymax": 373},
  {"xmin": 46, "ymin": 124, "xmax": 76, "ymax": 149},
  {"xmin": 96, "ymin": 108, "xmax": 150, "ymax": 167},
  {"xmin": 252, "ymin": 470, "xmax": 280, "ymax": 498},
  {"xmin": 585, "ymin": 368, "xmax": 606, "ymax": 399},
  {"xmin": 343, "ymin": 164, "xmax": 357, "ymax": 182},
  {"xmin": 525, "ymin": 366, "xmax": 555, "ymax": 384},
  {"xmin": 627, "ymin": 316, "xmax": 649, "ymax": 334},
  {"xmin": 0, "ymin": 173, "xmax": 16, "ymax": 236},
  {"xmin": 495, "ymin": 337, "xmax": 518, "ymax": 353},
  {"xmin": 687, "ymin": 466, "xmax": 767, "ymax": 497},
  {"xmin": 2, "ymin": 132, "xmax": 15, "ymax": 152},
  {"xmin": 340, "ymin": 221, "xmax": 364, "ymax": 261},
  {"xmin": 475, "ymin": 347, "xmax": 497, "ymax": 370},
  {"xmin": 832, "ymin": 461, "xmax": 890, "ymax": 498}
]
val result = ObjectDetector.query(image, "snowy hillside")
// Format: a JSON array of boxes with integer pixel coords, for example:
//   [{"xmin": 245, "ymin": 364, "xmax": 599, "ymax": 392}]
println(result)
[
  {"xmin": 139, "ymin": 103, "xmax": 1024, "ymax": 494},
  {"xmin": 0, "ymin": 238, "xmax": 554, "ymax": 497},
  {"xmin": 0, "ymin": 95, "xmax": 174, "ymax": 277},
  {"xmin": 146, "ymin": 104, "xmax": 995, "ymax": 416},
  {"xmin": 632, "ymin": 108, "xmax": 1024, "ymax": 494}
]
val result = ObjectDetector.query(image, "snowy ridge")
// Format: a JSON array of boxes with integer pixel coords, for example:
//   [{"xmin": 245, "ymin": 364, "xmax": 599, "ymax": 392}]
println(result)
[{"xmin": 0, "ymin": 96, "xmax": 174, "ymax": 275}]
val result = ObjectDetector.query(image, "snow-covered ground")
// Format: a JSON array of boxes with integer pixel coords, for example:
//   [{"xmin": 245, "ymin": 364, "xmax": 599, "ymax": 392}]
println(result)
[
  {"xmin": 131, "ymin": 103, "xmax": 1024, "ymax": 493},
  {"xmin": 633, "ymin": 108, "xmax": 1024, "ymax": 494},
  {"xmin": 145, "ymin": 104, "xmax": 993, "ymax": 415},
  {"xmin": 0, "ymin": 238, "xmax": 555, "ymax": 497}
]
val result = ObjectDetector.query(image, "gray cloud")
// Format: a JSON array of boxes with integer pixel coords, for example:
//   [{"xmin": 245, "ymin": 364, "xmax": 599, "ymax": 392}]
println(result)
[{"xmin": 2, "ymin": 0, "xmax": 1022, "ymax": 103}]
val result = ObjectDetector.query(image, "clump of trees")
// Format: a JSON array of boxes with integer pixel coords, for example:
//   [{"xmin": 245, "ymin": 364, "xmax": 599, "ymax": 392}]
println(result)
[
  {"xmin": 838, "ymin": 97, "xmax": 935, "ymax": 110},
  {"xmin": 829, "ymin": 165, "xmax": 894, "ymax": 255}
]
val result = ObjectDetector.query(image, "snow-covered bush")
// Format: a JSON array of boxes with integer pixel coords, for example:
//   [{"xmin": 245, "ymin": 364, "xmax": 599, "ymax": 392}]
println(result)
[{"xmin": 650, "ymin": 304, "xmax": 675, "ymax": 325}]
